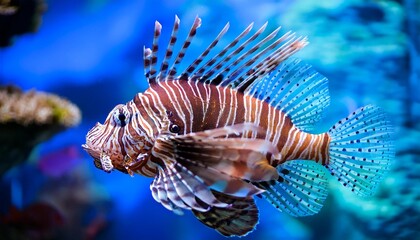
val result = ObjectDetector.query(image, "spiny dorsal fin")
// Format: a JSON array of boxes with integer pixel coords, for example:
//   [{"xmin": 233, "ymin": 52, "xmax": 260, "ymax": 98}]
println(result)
[
  {"xmin": 158, "ymin": 15, "xmax": 180, "ymax": 80},
  {"xmin": 223, "ymin": 32, "xmax": 303, "ymax": 89},
  {"xmin": 213, "ymin": 23, "xmax": 278, "ymax": 84},
  {"xmin": 184, "ymin": 22, "xmax": 230, "ymax": 77},
  {"xmin": 167, "ymin": 16, "xmax": 202, "ymax": 79},
  {"xmin": 195, "ymin": 22, "xmax": 254, "ymax": 81},
  {"xmin": 149, "ymin": 21, "xmax": 162, "ymax": 84},
  {"xmin": 143, "ymin": 16, "xmax": 307, "ymax": 89}
]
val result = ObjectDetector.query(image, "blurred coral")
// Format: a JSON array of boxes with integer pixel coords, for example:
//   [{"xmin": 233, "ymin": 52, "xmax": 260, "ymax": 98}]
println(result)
[
  {"xmin": 0, "ymin": 0, "xmax": 17, "ymax": 15},
  {"xmin": 0, "ymin": 202, "xmax": 65, "ymax": 240},
  {"xmin": 0, "ymin": 85, "xmax": 81, "ymax": 175},
  {"xmin": 0, "ymin": 0, "xmax": 46, "ymax": 47},
  {"xmin": 38, "ymin": 165, "xmax": 111, "ymax": 240},
  {"xmin": 0, "ymin": 85, "xmax": 80, "ymax": 126}
]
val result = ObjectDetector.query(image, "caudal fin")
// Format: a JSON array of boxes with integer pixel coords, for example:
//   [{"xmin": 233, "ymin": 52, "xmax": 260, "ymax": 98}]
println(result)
[{"xmin": 327, "ymin": 105, "xmax": 394, "ymax": 197}]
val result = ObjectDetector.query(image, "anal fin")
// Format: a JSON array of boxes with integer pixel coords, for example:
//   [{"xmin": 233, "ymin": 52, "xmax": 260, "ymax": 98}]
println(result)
[{"xmin": 253, "ymin": 160, "xmax": 329, "ymax": 217}]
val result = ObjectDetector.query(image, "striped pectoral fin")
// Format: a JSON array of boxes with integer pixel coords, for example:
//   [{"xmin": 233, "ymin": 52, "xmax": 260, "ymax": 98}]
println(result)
[
  {"xmin": 173, "ymin": 123, "xmax": 280, "ymax": 183},
  {"xmin": 152, "ymin": 124, "xmax": 279, "ymax": 198},
  {"xmin": 150, "ymin": 168, "xmax": 185, "ymax": 215},
  {"xmin": 192, "ymin": 191, "xmax": 259, "ymax": 237},
  {"xmin": 150, "ymin": 161, "xmax": 232, "ymax": 214},
  {"xmin": 253, "ymin": 160, "xmax": 329, "ymax": 217}
]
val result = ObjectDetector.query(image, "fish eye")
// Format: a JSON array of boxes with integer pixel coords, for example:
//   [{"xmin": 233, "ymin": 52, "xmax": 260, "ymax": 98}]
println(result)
[
  {"xmin": 113, "ymin": 107, "xmax": 130, "ymax": 127},
  {"xmin": 118, "ymin": 113, "xmax": 126, "ymax": 122},
  {"xmin": 169, "ymin": 124, "xmax": 180, "ymax": 133}
]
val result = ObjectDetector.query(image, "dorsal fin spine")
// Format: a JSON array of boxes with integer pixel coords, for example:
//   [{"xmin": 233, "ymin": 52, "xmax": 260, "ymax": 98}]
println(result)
[
  {"xmin": 168, "ymin": 16, "xmax": 202, "ymax": 78},
  {"xmin": 182, "ymin": 22, "xmax": 230, "ymax": 77},
  {"xmin": 149, "ymin": 21, "xmax": 162, "ymax": 84},
  {"xmin": 245, "ymin": 35, "xmax": 301, "ymax": 79},
  {"xmin": 193, "ymin": 22, "xmax": 254, "ymax": 79},
  {"xmin": 143, "ymin": 46, "xmax": 152, "ymax": 80},
  {"xmin": 227, "ymin": 29, "xmax": 294, "ymax": 86},
  {"xmin": 199, "ymin": 22, "xmax": 255, "ymax": 80},
  {"xmin": 228, "ymin": 31, "xmax": 295, "ymax": 87},
  {"xmin": 216, "ymin": 28, "xmax": 286, "ymax": 88},
  {"xmin": 242, "ymin": 36, "xmax": 308, "ymax": 91},
  {"xmin": 203, "ymin": 22, "xmax": 273, "ymax": 84},
  {"xmin": 226, "ymin": 32, "xmax": 298, "ymax": 89},
  {"xmin": 158, "ymin": 15, "xmax": 180, "ymax": 81},
  {"xmin": 211, "ymin": 22, "xmax": 273, "ymax": 83}
]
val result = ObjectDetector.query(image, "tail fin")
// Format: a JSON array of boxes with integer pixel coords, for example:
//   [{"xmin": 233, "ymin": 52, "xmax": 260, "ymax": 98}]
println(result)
[{"xmin": 327, "ymin": 105, "xmax": 394, "ymax": 197}]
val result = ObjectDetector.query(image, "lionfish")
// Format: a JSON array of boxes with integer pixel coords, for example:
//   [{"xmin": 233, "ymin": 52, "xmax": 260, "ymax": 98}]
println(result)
[{"xmin": 83, "ymin": 16, "xmax": 394, "ymax": 237}]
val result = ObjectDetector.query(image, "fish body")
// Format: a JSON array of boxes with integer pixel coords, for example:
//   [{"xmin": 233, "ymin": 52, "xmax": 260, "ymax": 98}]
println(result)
[
  {"xmin": 142, "ymin": 80, "xmax": 328, "ymax": 164},
  {"xmin": 83, "ymin": 16, "xmax": 394, "ymax": 237}
]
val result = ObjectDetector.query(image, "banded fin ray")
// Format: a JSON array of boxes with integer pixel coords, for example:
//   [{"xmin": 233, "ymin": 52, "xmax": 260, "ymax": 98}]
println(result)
[
  {"xmin": 151, "ymin": 124, "xmax": 279, "ymax": 198},
  {"xmin": 183, "ymin": 22, "xmax": 230, "ymax": 77},
  {"xmin": 227, "ymin": 34, "xmax": 305, "ymax": 91},
  {"xmin": 158, "ymin": 15, "xmax": 180, "ymax": 80},
  {"xmin": 171, "ymin": 162, "xmax": 230, "ymax": 209},
  {"xmin": 148, "ymin": 21, "xmax": 162, "ymax": 84},
  {"xmin": 150, "ymin": 168, "xmax": 184, "ymax": 215},
  {"xmin": 151, "ymin": 166, "xmax": 210, "ymax": 215},
  {"xmin": 143, "ymin": 16, "xmax": 308, "ymax": 92},
  {"xmin": 215, "ymin": 24, "xmax": 281, "ymax": 86},
  {"xmin": 195, "ymin": 22, "xmax": 255, "ymax": 81},
  {"xmin": 253, "ymin": 160, "xmax": 329, "ymax": 217},
  {"xmin": 167, "ymin": 16, "xmax": 202, "ymax": 78},
  {"xmin": 152, "ymin": 160, "xmax": 233, "ymax": 214},
  {"xmin": 192, "ymin": 191, "xmax": 259, "ymax": 237},
  {"xmin": 163, "ymin": 165, "xmax": 193, "ymax": 211}
]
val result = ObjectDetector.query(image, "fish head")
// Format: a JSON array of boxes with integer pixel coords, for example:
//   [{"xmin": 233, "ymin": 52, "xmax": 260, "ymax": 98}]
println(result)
[{"xmin": 82, "ymin": 102, "xmax": 153, "ymax": 175}]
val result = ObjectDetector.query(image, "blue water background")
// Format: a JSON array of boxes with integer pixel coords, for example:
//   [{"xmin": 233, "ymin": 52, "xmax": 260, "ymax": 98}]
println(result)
[{"xmin": 1, "ymin": 0, "xmax": 419, "ymax": 239}]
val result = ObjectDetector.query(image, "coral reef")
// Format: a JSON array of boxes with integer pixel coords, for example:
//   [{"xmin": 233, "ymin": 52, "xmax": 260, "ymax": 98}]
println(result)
[{"xmin": 0, "ymin": 85, "xmax": 81, "ymax": 175}]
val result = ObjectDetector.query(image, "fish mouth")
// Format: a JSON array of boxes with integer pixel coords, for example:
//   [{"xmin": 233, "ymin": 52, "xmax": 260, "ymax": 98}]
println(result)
[
  {"xmin": 82, "ymin": 143, "xmax": 116, "ymax": 172},
  {"xmin": 81, "ymin": 143, "xmax": 101, "ymax": 160},
  {"xmin": 81, "ymin": 143, "xmax": 123, "ymax": 162},
  {"xmin": 82, "ymin": 143, "xmax": 135, "ymax": 174}
]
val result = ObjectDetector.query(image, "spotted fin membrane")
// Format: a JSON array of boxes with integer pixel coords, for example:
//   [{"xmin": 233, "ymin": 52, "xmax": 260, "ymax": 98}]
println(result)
[
  {"xmin": 327, "ymin": 104, "xmax": 394, "ymax": 197},
  {"xmin": 253, "ymin": 160, "xmax": 329, "ymax": 216}
]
